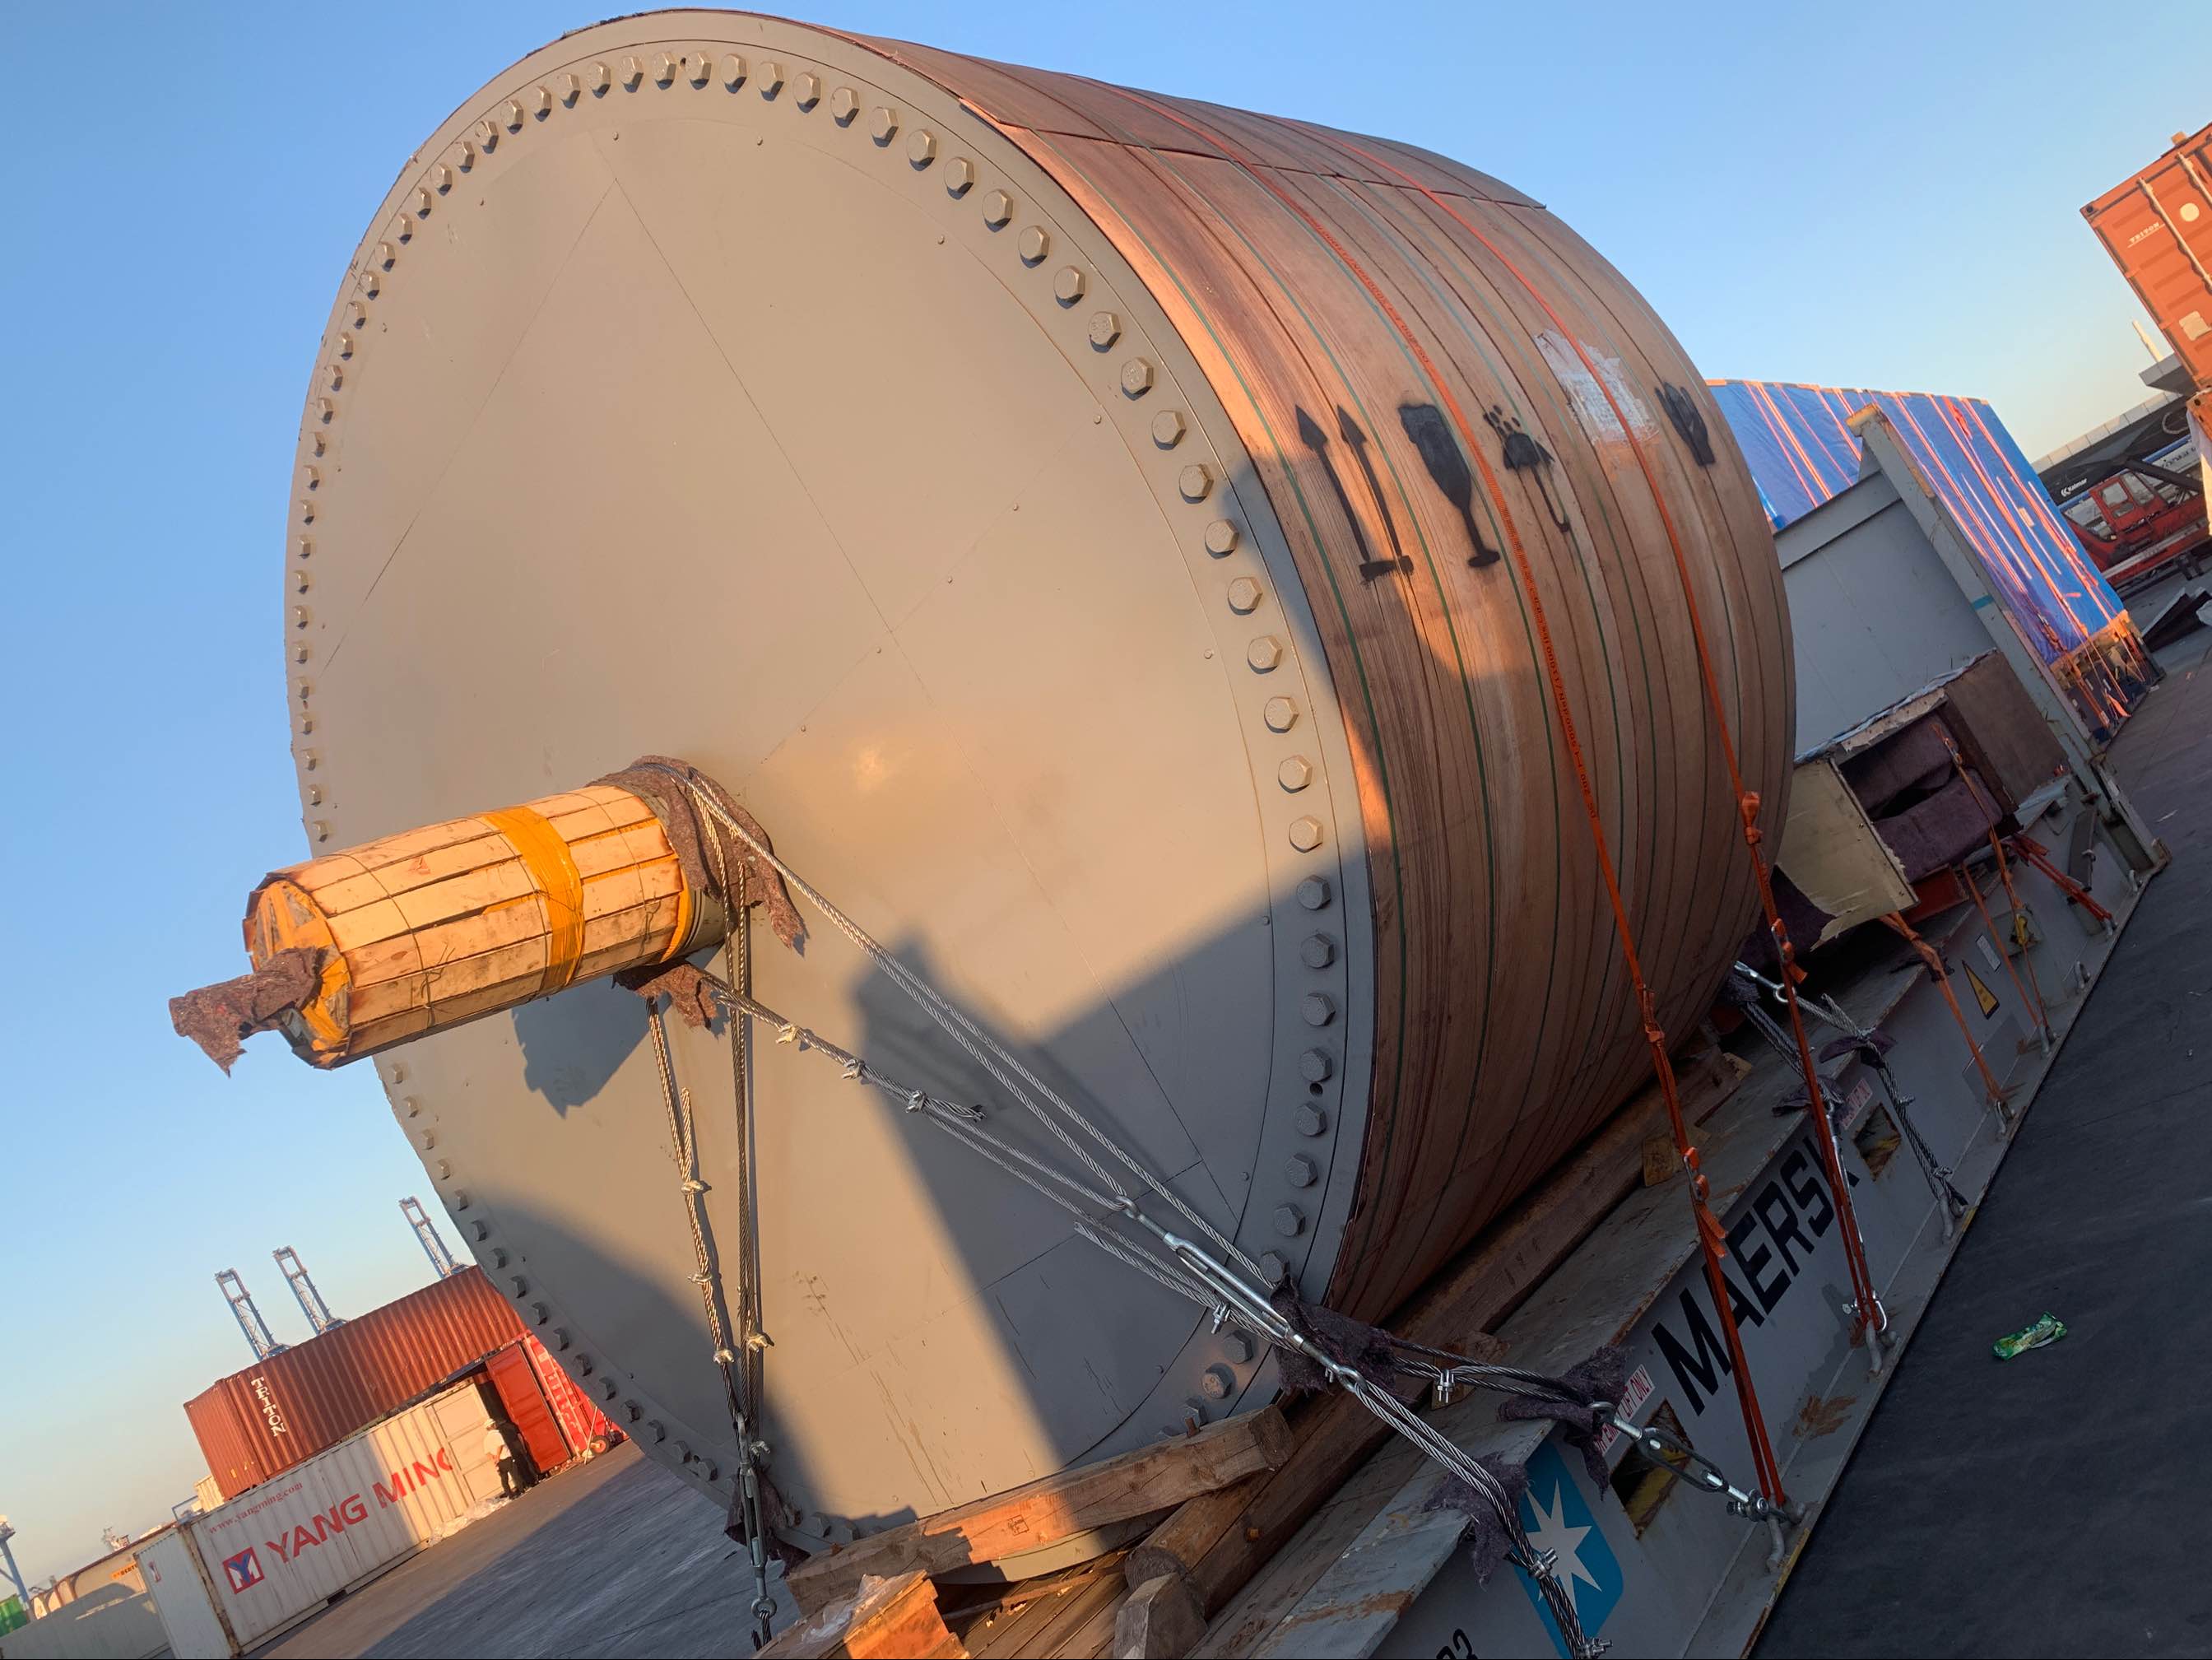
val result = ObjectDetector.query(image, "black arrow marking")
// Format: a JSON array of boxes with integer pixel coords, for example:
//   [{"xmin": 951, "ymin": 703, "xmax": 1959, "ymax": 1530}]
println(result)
[
  {"xmin": 1334, "ymin": 406, "xmax": 1411, "ymax": 579},
  {"xmin": 1398, "ymin": 402, "xmax": 1499, "ymax": 567},
  {"xmin": 1296, "ymin": 405, "xmax": 1407, "ymax": 583}
]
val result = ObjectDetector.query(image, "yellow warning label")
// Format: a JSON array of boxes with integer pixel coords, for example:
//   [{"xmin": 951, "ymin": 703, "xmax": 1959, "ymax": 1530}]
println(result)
[{"xmin": 1963, "ymin": 961, "xmax": 2000, "ymax": 1018}]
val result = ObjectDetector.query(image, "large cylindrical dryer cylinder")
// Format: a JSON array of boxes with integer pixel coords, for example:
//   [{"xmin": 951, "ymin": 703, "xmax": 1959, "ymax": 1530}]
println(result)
[{"xmin": 283, "ymin": 12, "xmax": 1792, "ymax": 1538}]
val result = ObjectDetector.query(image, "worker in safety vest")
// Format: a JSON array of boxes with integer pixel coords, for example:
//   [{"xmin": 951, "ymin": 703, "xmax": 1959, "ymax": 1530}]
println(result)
[{"xmin": 484, "ymin": 1416, "xmax": 531, "ymax": 1500}]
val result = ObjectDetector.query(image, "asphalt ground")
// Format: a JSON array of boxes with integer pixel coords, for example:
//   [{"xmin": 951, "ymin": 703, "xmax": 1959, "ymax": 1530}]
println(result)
[{"xmin": 256, "ymin": 1444, "xmax": 763, "ymax": 1660}]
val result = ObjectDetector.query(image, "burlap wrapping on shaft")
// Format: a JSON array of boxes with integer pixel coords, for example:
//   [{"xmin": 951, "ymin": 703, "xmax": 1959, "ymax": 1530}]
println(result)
[
  {"xmin": 594, "ymin": 755, "xmax": 806, "ymax": 953},
  {"xmin": 1423, "ymin": 1455, "xmax": 1532, "ymax": 1584},
  {"xmin": 615, "ymin": 959, "xmax": 722, "ymax": 1030},
  {"xmin": 170, "ymin": 946, "xmax": 325, "ymax": 1072}
]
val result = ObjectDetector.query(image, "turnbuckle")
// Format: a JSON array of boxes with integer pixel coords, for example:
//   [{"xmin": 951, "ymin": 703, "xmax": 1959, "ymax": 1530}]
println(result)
[
  {"xmin": 1152, "ymin": 1224, "xmax": 1358, "ymax": 1386},
  {"xmin": 737, "ymin": 1450, "xmax": 777, "ymax": 1648},
  {"xmin": 1593, "ymin": 1406, "xmax": 1796, "ymax": 1525}
]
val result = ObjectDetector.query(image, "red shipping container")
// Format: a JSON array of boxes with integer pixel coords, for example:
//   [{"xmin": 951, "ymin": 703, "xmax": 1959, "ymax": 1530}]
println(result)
[
  {"xmin": 2084, "ymin": 123, "xmax": 2212, "ymax": 390},
  {"xmin": 523, "ymin": 1334, "xmax": 619, "ymax": 1458},
  {"xmin": 481, "ymin": 1336, "xmax": 620, "ymax": 1476},
  {"xmin": 186, "ymin": 1267, "xmax": 524, "ymax": 1500},
  {"xmin": 483, "ymin": 1341, "xmax": 569, "ymax": 1475}
]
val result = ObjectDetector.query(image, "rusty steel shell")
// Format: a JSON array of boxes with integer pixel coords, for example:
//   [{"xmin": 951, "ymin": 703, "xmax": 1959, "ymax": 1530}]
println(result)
[{"xmin": 277, "ymin": 14, "xmax": 1791, "ymax": 1541}]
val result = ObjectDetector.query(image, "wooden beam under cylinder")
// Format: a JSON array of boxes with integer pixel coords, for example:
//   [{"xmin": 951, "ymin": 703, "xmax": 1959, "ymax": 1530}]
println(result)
[{"xmin": 783, "ymin": 1407, "xmax": 1294, "ymax": 1617}]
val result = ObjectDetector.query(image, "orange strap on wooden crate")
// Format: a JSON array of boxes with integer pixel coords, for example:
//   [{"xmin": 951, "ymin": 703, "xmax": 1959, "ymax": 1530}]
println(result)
[
  {"xmin": 1983, "ymin": 834, "xmax": 2050, "ymax": 1033},
  {"xmin": 1881, "ymin": 914, "xmax": 2007, "ymax": 1109},
  {"xmin": 1956, "ymin": 864, "xmax": 2044, "ymax": 1038},
  {"xmin": 2014, "ymin": 833, "xmax": 2115, "ymax": 924},
  {"xmin": 1927, "ymin": 729, "xmax": 2050, "ymax": 1036},
  {"xmin": 1324, "ymin": 128, "xmax": 1902, "ymax": 1495},
  {"xmin": 483, "ymin": 805, "xmax": 588, "ymax": 997},
  {"xmin": 1337, "ymin": 125, "xmax": 1942, "ymax": 1481},
  {"xmin": 1103, "ymin": 82, "xmax": 1795, "ymax": 1509}
]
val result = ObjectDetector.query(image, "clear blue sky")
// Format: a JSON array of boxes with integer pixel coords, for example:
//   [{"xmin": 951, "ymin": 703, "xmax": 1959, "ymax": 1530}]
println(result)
[{"xmin": 2, "ymin": 0, "xmax": 2202, "ymax": 1589}]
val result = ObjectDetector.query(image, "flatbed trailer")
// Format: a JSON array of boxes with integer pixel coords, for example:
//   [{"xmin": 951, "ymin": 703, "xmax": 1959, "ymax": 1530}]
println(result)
[
  {"xmin": 1224, "ymin": 797, "xmax": 2145, "ymax": 1658},
  {"xmin": 780, "ymin": 760, "xmax": 2159, "ymax": 1660},
  {"xmin": 2101, "ymin": 518, "xmax": 2210, "ymax": 594}
]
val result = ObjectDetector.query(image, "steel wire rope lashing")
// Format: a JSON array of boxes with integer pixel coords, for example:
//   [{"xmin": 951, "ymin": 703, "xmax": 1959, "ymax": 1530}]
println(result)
[
  {"xmin": 170, "ymin": 752, "xmax": 1802, "ymax": 1656},
  {"xmin": 610, "ymin": 762, "xmax": 1819, "ymax": 1660},
  {"xmin": 170, "ymin": 757, "xmax": 808, "ymax": 1648},
  {"xmin": 1729, "ymin": 965, "xmax": 1969, "ymax": 1244}
]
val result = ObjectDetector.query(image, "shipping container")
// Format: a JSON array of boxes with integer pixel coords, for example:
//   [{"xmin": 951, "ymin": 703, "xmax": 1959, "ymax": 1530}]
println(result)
[
  {"xmin": 184, "ymin": 1267, "xmax": 522, "ymax": 1500},
  {"xmin": 137, "ymin": 1379, "xmax": 502, "ymax": 1658},
  {"xmin": 522, "ymin": 1336, "xmax": 618, "ymax": 1462},
  {"xmin": 2084, "ymin": 123, "xmax": 2212, "ymax": 391},
  {"xmin": 482, "ymin": 1337, "xmax": 620, "ymax": 1476},
  {"xmin": 482, "ymin": 1341, "xmax": 567, "ymax": 1475},
  {"xmin": 1707, "ymin": 379, "xmax": 2131, "ymax": 667}
]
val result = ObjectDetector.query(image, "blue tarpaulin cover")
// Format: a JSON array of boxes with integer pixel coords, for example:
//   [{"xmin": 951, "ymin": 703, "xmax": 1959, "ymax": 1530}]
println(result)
[{"xmin": 1709, "ymin": 380, "xmax": 2126, "ymax": 663}]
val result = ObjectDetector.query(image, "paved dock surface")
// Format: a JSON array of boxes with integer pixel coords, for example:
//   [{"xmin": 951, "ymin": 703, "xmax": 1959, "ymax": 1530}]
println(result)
[
  {"xmin": 257, "ymin": 1445, "xmax": 755, "ymax": 1659},
  {"xmin": 1761, "ymin": 617, "xmax": 2212, "ymax": 1658}
]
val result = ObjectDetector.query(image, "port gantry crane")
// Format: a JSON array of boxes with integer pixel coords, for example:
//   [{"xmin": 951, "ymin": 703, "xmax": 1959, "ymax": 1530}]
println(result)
[
  {"xmin": 215, "ymin": 1268, "xmax": 286, "ymax": 1362},
  {"xmin": 272, "ymin": 1247, "xmax": 343, "ymax": 1335},
  {"xmin": 400, "ymin": 1195, "xmax": 462, "ymax": 1279}
]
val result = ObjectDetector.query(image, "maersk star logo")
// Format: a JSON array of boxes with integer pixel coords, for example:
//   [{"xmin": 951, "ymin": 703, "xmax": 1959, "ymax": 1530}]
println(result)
[
  {"xmin": 1512, "ymin": 1442, "xmax": 1624, "ymax": 1656},
  {"xmin": 1527, "ymin": 1479, "xmax": 1603, "ymax": 1606}
]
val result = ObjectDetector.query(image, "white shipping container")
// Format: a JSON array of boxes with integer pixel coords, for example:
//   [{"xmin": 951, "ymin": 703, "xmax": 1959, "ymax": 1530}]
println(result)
[{"xmin": 137, "ymin": 1379, "xmax": 502, "ymax": 1657}]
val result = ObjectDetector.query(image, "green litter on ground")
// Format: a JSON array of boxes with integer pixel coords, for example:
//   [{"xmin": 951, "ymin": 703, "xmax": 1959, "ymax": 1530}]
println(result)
[{"xmin": 1992, "ymin": 1313, "xmax": 2066, "ymax": 1360}]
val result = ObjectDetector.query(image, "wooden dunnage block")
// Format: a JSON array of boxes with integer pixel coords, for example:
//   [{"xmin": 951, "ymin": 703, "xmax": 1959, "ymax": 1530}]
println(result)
[
  {"xmin": 762, "ymin": 1571, "xmax": 966, "ymax": 1660},
  {"xmin": 786, "ymin": 1407, "xmax": 1294, "ymax": 1617}
]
